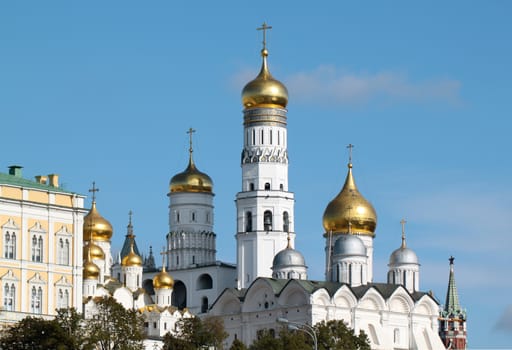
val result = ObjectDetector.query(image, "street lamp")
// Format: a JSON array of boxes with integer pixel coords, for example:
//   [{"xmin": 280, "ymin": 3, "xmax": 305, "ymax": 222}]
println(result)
[{"xmin": 277, "ymin": 317, "xmax": 318, "ymax": 350}]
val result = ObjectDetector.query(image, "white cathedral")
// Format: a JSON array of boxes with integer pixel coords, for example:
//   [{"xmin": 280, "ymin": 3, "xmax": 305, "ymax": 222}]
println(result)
[{"xmin": 0, "ymin": 26, "xmax": 466, "ymax": 350}]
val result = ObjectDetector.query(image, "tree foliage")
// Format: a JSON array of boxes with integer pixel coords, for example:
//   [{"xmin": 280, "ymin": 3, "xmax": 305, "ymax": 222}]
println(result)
[
  {"xmin": 86, "ymin": 297, "xmax": 145, "ymax": 350},
  {"xmin": 315, "ymin": 320, "xmax": 370, "ymax": 350},
  {"xmin": 0, "ymin": 316, "xmax": 77, "ymax": 350},
  {"xmin": 163, "ymin": 316, "xmax": 228, "ymax": 350},
  {"xmin": 229, "ymin": 338, "xmax": 248, "ymax": 350},
  {"xmin": 247, "ymin": 320, "xmax": 370, "ymax": 350}
]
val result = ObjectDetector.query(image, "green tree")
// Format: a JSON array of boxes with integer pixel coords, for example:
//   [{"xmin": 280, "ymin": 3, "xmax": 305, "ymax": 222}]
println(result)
[
  {"xmin": 0, "ymin": 316, "xmax": 75, "ymax": 350},
  {"xmin": 86, "ymin": 296, "xmax": 145, "ymax": 350},
  {"xmin": 55, "ymin": 307, "xmax": 94, "ymax": 350},
  {"xmin": 249, "ymin": 328, "xmax": 309, "ymax": 350},
  {"xmin": 163, "ymin": 316, "xmax": 228, "ymax": 350},
  {"xmin": 229, "ymin": 338, "xmax": 248, "ymax": 350},
  {"xmin": 315, "ymin": 320, "xmax": 370, "ymax": 350}
]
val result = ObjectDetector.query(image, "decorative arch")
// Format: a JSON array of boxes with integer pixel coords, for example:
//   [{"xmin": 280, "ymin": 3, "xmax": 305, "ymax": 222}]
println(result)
[
  {"xmin": 358, "ymin": 288, "xmax": 386, "ymax": 311},
  {"xmin": 332, "ymin": 285, "xmax": 357, "ymax": 308},
  {"xmin": 310, "ymin": 288, "xmax": 331, "ymax": 306},
  {"xmin": 241, "ymin": 278, "xmax": 277, "ymax": 313},
  {"xmin": 172, "ymin": 280, "xmax": 187, "ymax": 309},
  {"xmin": 197, "ymin": 273, "xmax": 213, "ymax": 290}
]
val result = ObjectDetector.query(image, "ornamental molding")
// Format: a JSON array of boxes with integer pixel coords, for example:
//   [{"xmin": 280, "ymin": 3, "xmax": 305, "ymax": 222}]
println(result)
[{"xmin": 242, "ymin": 147, "xmax": 288, "ymax": 164}]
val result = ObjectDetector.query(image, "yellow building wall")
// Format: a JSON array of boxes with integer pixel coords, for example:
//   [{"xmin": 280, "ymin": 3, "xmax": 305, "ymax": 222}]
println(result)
[
  {"xmin": 55, "ymin": 194, "xmax": 73, "ymax": 207},
  {"xmin": 1, "ymin": 186, "xmax": 22, "ymax": 200},
  {"xmin": 28, "ymin": 190, "xmax": 49, "ymax": 204}
]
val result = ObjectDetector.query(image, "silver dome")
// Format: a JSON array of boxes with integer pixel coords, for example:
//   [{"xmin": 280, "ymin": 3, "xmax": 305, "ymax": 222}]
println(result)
[
  {"xmin": 389, "ymin": 247, "xmax": 419, "ymax": 265},
  {"xmin": 333, "ymin": 234, "xmax": 366, "ymax": 257},
  {"xmin": 272, "ymin": 248, "xmax": 306, "ymax": 268}
]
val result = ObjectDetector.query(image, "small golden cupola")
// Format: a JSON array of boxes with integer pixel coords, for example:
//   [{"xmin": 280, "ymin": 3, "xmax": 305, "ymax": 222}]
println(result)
[
  {"xmin": 153, "ymin": 265, "xmax": 174, "ymax": 289},
  {"xmin": 169, "ymin": 128, "xmax": 213, "ymax": 194},
  {"xmin": 241, "ymin": 23, "xmax": 288, "ymax": 110},
  {"xmin": 121, "ymin": 239, "xmax": 143, "ymax": 267},
  {"xmin": 83, "ymin": 182, "xmax": 113, "ymax": 242},
  {"xmin": 322, "ymin": 145, "xmax": 377, "ymax": 236},
  {"xmin": 83, "ymin": 241, "xmax": 105, "ymax": 261},
  {"xmin": 83, "ymin": 243, "xmax": 100, "ymax": 280}
]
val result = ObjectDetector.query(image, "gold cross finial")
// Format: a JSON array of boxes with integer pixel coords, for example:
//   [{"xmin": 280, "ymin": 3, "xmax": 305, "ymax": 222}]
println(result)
[
  {"xmin": 89, "ymin": 181, "xmax": 99, "ymax": 202},
  {"xmin": 187, "ymin": 127, "xmax": 196, "ymax": 155},
  {"xmin": 257, "ymin": 22, "xmax": 272, "ymax": 50},
  {"xmin": 400, "ymin": 218, "xmax": 407, "ymax": 248},
  {"xmin": 347, "ymin": 144, "xmax": 355, "ymax": 164},
  {"xmin": 160, "ymin": 247, "xmax": 167, "ymax": 271}
]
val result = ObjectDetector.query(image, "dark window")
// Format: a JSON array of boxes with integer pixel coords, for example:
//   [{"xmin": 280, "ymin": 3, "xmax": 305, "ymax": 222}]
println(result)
[
  {"xmin": 283, "ymin": 212, "xmax": 289, "ymax": 232},
  {"xmin": 245, "ymin": 212, "xmax": 252, "ymax": 232},
  {"xmin": 264, "ymin": 211, "xmax": 272, "ymax": 231},
  {"xmin": 197, "ymin": 274, "xmax": 213, "ymax": 290},
  {"xmin": 265, "ymin": 183, "xmax": 270, "ymax": 190},
  {"xmin": 249, "ymin": 183, "xmax": 255, "ymax": 191},
  {"xmin": 201, "ymin": 297, "xmax": 208, "ymax": 313}
]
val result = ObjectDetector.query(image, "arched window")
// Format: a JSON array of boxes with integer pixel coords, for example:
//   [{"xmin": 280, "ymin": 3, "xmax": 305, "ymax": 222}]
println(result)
[
  {"xmin": 265, "ymin": 182, "xmax": 270, "ymax": 190},
  {"xmin": 4, "ymin": 232, "xmax": 15, "ymax": 259},
  {"xmin": 58, "ymin": 289, "xmax": 64, "ymax": 309},
  {"xmin": 3, "ymin": 284, "xmax": 15, "ymax": 311},
  {"xmin": 252, "ymin": 129, "xmax": 255, "ymax": 145},
  {"xmin": 245, "ymin": 212, "xmax": 252, "ymax": 232},
  {"xmin": 249, "ymin": 183, "xmax": 255, "ymax": 191},
  {"xmin": 197, "ymin": 274, "xmax": 213, "ymax": 290},
  {"xmin": 264, "ymin": 211, "xmax": 273, "ymax": 231},
  {"xmin": 260, "ymin": 129, "xmax": 264, "ymax": 144},
  {"xmin": 283, "ymin": 212, "xmax": 289, "ymax": 232},
  {"xmin": 31, "ymin": 286, "xmax": 42, "ymax": 314},
  {"xmin": 201, "ymin": 297, "xmax": 209, "ymax": 313},
  {"xmin": 279, "ymin": 184, "xmax": 283, "ymax": 191},
  {"xmin": 37, "ymin": 236, "xmax": 43, "ymax": 262},
  {"xmin": 31, "ymin": 236, "xmax": 37, "ymax": 261},
  {"xmin": 64, "ymin": 239, "xmax": 70, "ymax": 265}
]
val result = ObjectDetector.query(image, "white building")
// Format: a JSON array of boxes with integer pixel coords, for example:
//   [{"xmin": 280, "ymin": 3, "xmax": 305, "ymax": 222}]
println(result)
[{"xmin": 209, "ymin": 30, "xmax": 448, "ymax": 350}]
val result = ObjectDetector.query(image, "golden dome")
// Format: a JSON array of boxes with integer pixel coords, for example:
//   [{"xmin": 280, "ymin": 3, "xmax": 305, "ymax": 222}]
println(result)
[
  {"xmin": 83, "ymin": 202, "xmax": 113, "ymax": 242},
  {"xmin": 121, "ymin": 240, "xmax": 143, "ymax": 267},
  {"xmin": 169, "ymin": 154, "xmax": 213, "ymax": 194},
  {"xmin": 83, "ymin": 260, "xmax": 100, "ymax": 280},
  {"xmin": 242, "ymin": 48, "xmax": 288, "ymax": 109},
  {"xmin": 83, "ymin": 242, "xmax": 105, "ymax": 260},
  {"xmin": 322, "ymin": 163, "xmax": 377, "ymax": 236},
  {"xmin": 153, "ymin": 266, "xmax": 174, "ymax": 289}
]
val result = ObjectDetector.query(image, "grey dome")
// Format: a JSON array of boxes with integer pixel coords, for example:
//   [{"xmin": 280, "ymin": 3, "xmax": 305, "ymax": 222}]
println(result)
[
  {"xmin": 272, "ymin": 248, "xmax": 306, "ymax": 268},
  {"xmin": 333, "ymin": 234, "xmax": 366, "ymax": 257},
  {"xmin": 389, "ymin": 247, "xmax": 419, "ymax": 265}
]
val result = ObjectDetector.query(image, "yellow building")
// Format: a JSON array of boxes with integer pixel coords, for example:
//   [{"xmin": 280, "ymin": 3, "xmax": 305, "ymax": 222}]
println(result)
[{"xmin": 0, "ymin": 165, "xmax": 86, "ymax": 324}]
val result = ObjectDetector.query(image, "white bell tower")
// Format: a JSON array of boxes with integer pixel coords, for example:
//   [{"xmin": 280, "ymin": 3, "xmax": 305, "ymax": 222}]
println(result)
[{"xmin": 236, "ymin": 23, "xmax": 295, "ymax": 289}]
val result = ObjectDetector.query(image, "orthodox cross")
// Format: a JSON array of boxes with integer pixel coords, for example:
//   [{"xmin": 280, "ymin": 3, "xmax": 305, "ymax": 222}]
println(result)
[
  {"xmin": 346, "ymin": 143, "xmax": 354, "ymax": 164},
  {"xmin": 160, "ymin": 247, "xmax": 167, "ymax": 269},
  {"xmin": 449, "ymin": 256, "xmax": 455, "ymax": 265},
  {"xmin": 400, "ymin": 218, "xmax": 407, "ymax": 247},
  {"xmin": 187, "ymin": 127, "xmax": 196, "ymax": 154},
  {"xmin": 257, "ymin": 22, "xmax": 272, "ymax": 50},
  {"xmin": 89, "ymin": 181, "xmax": 99, "ymax": 202},
  {"xmin": 128, "ymin": 210, "xmax": 133, "ymax": 225}
]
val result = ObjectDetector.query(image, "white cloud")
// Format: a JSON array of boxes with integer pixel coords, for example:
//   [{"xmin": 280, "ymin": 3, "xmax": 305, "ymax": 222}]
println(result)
[
  {"xmin": 286, "ymin": 65, "xmax": 462, "ymax": 105},
  {"xmin": 231, "ymin": 65, "xmax": 462, "ymax": 106}
]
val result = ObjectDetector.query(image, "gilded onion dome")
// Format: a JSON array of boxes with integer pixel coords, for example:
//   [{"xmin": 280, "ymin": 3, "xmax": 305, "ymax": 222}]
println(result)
[
  {"xmin": 242, "ymin": 48, "xmax": 288, "ymax": 109},
  {"xmin": 170, "ymin": 130, "xmax": 213, "ymax": 194},
  {"xmin": 122, "ymin": 240, "xmax": 143, "ymax": 267},
  {"xmin": 153, "ymin": 265, "xmax": 174, "ymax": 289},
  {"xmin": 83, "ymin": 201, "xmax": 113, "ymax": 242},
  {"xmin": 83, "ymin": 241, "xmax": 105, "ymax": 260},
  {"xmin": 323, "ymin": 163, "xmax": 377, "ymax": 236},
  {"xmin": 83, "ymin": 243, "xmax": 100, "ymax": 280}
]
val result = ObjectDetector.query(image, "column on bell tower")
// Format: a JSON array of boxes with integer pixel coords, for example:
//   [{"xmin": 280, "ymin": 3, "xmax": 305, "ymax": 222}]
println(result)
[{"xmin": 236, "ymin": 23, "xmax": 295, "ymax": 289}]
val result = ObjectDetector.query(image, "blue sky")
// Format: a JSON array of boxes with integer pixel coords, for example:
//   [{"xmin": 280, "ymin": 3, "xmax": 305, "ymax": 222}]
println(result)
[{"xmin": 1, "ymin": 2, "xmax": 511, "ymax": 348}]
